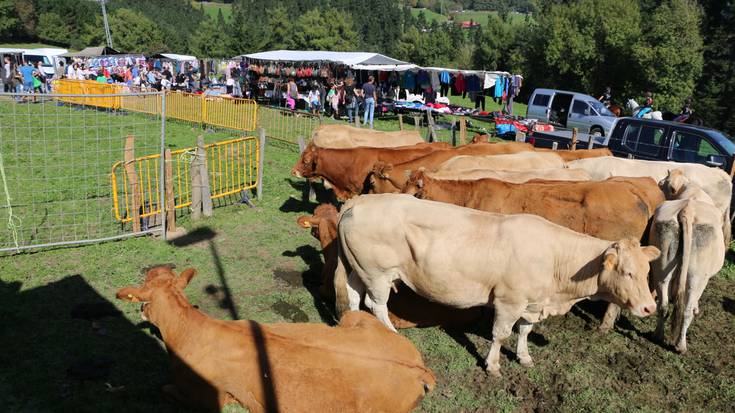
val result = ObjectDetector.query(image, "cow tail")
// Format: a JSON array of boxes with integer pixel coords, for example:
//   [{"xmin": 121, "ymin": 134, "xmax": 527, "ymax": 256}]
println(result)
[
  {"xmin": 672, "ymin": 200, "xmax": 694, "ymax": 338},
  {"xmin": 334, "ymin": 202, "xmax": 357, "ymax": 317}
]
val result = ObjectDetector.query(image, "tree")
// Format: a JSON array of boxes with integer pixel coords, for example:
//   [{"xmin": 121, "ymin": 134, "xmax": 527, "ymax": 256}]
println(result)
[
  {"xmin": 293, "ymin": 9, "xmax": 358, "ymax": 51},
  {"xmin": 83, "ymin": 9, "xmax": 168, "ymax": 54},
  {"xmin": 632, "ymin": 0, "xmax": 703, "ymax": 110},
  {"xmin": 36, "ymin": 12, "xmax": 70, "ymax": 45},
  {"xmin": 263, "ymin": 6, "xmax": 296, "ymax": 50},
  {"xmin": 0, "ymin": 0, "xmax": 19, "ymax": 38},
  {"xmin": 191, "ymin": 17, "xmax": 232, "ymax": 58}
]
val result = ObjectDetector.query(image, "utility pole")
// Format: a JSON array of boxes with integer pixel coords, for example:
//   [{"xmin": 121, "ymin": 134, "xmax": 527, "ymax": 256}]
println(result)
[{"xmin": 99, "ymin": 0, "xmax": 113, "ymax": 49}]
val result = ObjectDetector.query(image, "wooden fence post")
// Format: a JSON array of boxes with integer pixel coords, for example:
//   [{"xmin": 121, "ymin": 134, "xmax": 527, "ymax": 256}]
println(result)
[
  {"xmin": 199, "ymin": 135, "xmax": 213, "ymax": 217},
  {"xmin": 355, "ymin": 108, "xmax": 361, "ymax": 128},
  {"xmin": 426, "ymin": 110, "xmax": 438, "ymax": 143},
  {"xmin": 123, "ymin": 135, "xmax": 141, "ymax": 232},
  {"xmin": 571, "ymin": 128, "xmax": 578, "ymax": 150},
  {"xmin": 297, "ymin": 136, "xmax": 316, "ymax": 202},
  {"xmin": 191, "ymin": 138, "xmax": 203, "ymax": 221},
  {"xmin": 730, "ymin": 155, "xmax": 735, "ymax": 178},
  {"xmin": 164, "ymin": 149, "xmax": 176, "ymax": 232},
  {"xmin": 459, "ymin": 116, "xmax": 467, "ymax": 145},
  {"xmin": 552, "ymin": 141, "xmax": 559, "ymax": 151},
  {"xmin": 257, "ymin": 128, "xmax": 266, "ymax": 200},
  {"xmin": 398, "ymin": 114, "xmax": 404, "ymax": 131},
  {"xmin": 588, "ymin": 135, "xmax": 595, "ymax": 149},
  {"xmin": 413, "ymin": 115, "xmax": 421, "ymax": 131}
]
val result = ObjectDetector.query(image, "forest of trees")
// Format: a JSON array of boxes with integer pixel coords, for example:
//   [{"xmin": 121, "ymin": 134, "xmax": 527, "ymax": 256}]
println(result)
[{"xmin": 0, "ymin": 0, "xmax": 732, "ymax": 134}]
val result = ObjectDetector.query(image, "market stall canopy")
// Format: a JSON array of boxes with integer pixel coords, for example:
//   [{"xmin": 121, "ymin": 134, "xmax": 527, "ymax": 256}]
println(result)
[
  {"xmin": 237, "ymin": 50, "xmax": 411, "ymax": 68},
  {"xmin": 62, "ymin": 46, "xmax": 120, "ymax": 57},
  {"xmin": 149, "ymin": 53, "xmax": 197, "ymax": 61}
]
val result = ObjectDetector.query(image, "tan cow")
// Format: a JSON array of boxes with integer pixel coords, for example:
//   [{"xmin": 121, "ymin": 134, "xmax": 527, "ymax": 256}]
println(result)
[
  {"xmin": 437, "ymin": 152, "xmax": 566, "ymax": 172},
  {"xmin": 469, "ymin": 133, "xmax": 613, "ymax": 160},
  {"xmin": 117, "ymin": 266, "xmax": 435, "ymax": 412},
  {"xmin": 411, "ymin": 168, "xmax": 592, "ymax": 184},
  {"xmin": 311, "ymin": 124, "xmax": 423, "ymax": 148},
  {"xmin": 297, "ymin": 204, "xmax": 483, "ymax": 329},
  {"xmin": 403, "ymin": 171, "xmax": 664, "ymax": 242},
  {"xmin": 648, "ymin": 170, "xmax": 726, "ymax": 354},
  {"xmin": 335, "ymin": 194, "xmax": 659, "ymax": 377},
  {"xmin": 568, "ymin": 156, "xmax": 732, "ymax": 243}
]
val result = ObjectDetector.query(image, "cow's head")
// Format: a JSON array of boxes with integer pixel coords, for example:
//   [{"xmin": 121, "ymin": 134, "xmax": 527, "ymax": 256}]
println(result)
[
  {"xmin": 659, "ymin": 169, "xmax": 689, "ymax": 199},
  {"xmin": 368, "ymin": 161, "xmax": 403, "ymax": 194},
  {"xmin": 116, "ymin": 266, "xmax": 197, "ymax": 321},
  {"xmin": 402, "ymin": 169, "xmax": 428, "ymax": 197},
  {"xmin": 297, "ymin": 204, "xmax": 339, "ymax": 247},
  {"xmin": 292, "ymin": 143, "xmax": 319, "ymax": 178},
  {"xmin": 597, "ymin": 239, "xmax": 659, "ymax": 317}
]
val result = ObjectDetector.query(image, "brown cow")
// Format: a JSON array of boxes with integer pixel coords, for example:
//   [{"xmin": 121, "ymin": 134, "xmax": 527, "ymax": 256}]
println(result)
[
  {"xmin": 291, "ymin": 142, "xmax": 449, "ymax": 200},
  {"xmin": 117, "ymin": 266, "xmax": 435, "ymax": 412},
  {"xmin": 292, "ymin": 141, "xmax": 531, "ymax": 200},
  {"xmin": 368, "ymin": 142, "xmax": 535, "ymax": 193},
  {"xmin": 297, "ymin": 204, "xmax": 483, "ymax": 329},
  {"xmin": 403, "ymin": 170, "xmax": 664, "ymax": 242}
]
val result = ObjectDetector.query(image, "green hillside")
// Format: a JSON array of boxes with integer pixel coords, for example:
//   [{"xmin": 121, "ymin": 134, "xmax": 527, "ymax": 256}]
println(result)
[
  {"xmin": 193, "ymin": 1, "xmax": 233, "ymax": 21},
  {"xmin": 410, "ymin": 7, "xmax": 448, "ymax": 23}
]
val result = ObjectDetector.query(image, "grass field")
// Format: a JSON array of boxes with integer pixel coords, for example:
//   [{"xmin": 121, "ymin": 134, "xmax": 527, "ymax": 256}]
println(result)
[
  {"xmin": 1, "ymin": 102, "xmax": 735, "ymax": 412},
  {"xmin": 451, "ymin": 10, "xmax": 530, "ymax": 25},
  {"xmin": 194, "ymin": 1, "xmax": 233, "ymax": 21},
  {"xmin": 410, "ymin": 7, "xmax": 449, "ymax": 23}
]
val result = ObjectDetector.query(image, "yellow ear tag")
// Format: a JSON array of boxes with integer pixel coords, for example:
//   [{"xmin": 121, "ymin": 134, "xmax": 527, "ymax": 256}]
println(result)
[{"xmin": 127, "ymin": 294, "xmax": 134, "ymax": 299}]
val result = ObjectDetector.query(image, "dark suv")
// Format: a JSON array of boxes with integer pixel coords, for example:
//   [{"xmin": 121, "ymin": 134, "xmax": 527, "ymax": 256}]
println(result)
[{"xmin": 605, "ymin": 118, "xmax": 735, "ymax": 172}]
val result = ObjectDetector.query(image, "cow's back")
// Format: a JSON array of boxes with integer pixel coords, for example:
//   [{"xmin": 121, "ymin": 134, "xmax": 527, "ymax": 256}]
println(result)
[
  {"xmin": 438, "ymin": 152, "xmax": 565, "ymax": 172},
  {"xmin": 237, "ymin": 312, "xmax": 434, "ymax": 412},
  {"xmin": 428, "ymin": 168, "xmax": 591, "ymax": 183},
  {"xmin": 312, "ymin": 124, "xmax": 423, "ymax": 148}
]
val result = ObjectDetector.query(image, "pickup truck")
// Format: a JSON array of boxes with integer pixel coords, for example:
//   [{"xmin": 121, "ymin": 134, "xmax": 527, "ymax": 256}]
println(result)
[{"xmin": 528, "ymin": 117, "xmax": 735, "ymax": 172}]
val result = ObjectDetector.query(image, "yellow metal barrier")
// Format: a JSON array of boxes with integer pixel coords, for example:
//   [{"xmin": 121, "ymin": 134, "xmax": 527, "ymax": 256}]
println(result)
[
  {"xmin": 257, "ymin": 106, "xmax": 321, "ymax": 144},
  {"xmin": 110, "ymin": 137, "xmax": 259, "ymax": 223},
  {"xmin": 53, "ymin": 80, "xmax": 258, "ymax": 132}
]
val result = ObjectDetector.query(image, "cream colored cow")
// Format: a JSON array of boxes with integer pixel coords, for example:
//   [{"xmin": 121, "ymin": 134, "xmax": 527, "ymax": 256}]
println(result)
[{"xmin": 335, "ymin": 194, "xmax": 659, "ymax": 377}]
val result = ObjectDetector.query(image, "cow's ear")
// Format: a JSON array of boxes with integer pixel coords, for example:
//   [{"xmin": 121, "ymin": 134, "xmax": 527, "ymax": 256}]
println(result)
[
  {"xmin": 176, "ymin": 268, "xmax": 197, "ymax": 289},
  {"xmin": 641, "ymin": 246, "xmax": 660, "ymax": 262},
  {"xmin": 297, "ymin": 215, "xmax": 318, "ymax": 228},
  {"xmin": 116, "ymin": 286, "xmax": 150, "ymax": 302},
  {"xmin": 603, "ymin": 244, "xmax": 619, "ymax": 270}
]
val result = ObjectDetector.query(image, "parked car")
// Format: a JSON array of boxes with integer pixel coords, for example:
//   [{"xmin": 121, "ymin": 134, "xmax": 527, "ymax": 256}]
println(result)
[
  {"xmin": 19, "ymin": 48, "xmax": 67, "ymax": 78},
  {"xmin": 529, "ymin": 117, "xmax": 735, "ymax": 172},
  {"xmin": 526, "ymin": 88, "xmax": 618, "ymax": 136}
]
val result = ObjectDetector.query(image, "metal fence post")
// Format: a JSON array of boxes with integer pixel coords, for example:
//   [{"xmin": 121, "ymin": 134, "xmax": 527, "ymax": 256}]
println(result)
[
  {"xmin": 257, "ymin": 127, "xmax": 266, "ymax": 200},
  {"xmin": 159, "ymin": 91, "xmax": 167, "ymax": 240}
]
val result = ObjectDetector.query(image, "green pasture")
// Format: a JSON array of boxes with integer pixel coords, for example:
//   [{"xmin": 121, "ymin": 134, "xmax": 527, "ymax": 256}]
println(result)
[{"xmin": 0, "ymin": 101, "xmax": 734, "ymax": 412}]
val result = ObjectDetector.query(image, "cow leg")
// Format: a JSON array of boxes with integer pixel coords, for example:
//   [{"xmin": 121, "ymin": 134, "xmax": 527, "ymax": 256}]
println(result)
[
  {"xmin": 364, "ymin": 282, "xmax": 397, "ymax": 333},
  {"xmin": 599, "ymin": 303, "xmax": 621, "ymax": 332},
  {"xmin": 345, "ymin": 270, "xmax": 365, "ymax": 312},
  {"xmin": 654, "ymin": 277, "xmax": 671, "ymax": 342},
  {"xmin": 485, "ymin": 305, "xmax": 522, "ymax": 377},
  {"xmin": 516, "ymin": 319, "xmax": 534, "ymax": 367},
  {"xmin": 675, "ymin": 275, "xmax": 709, "ymax": 354}
]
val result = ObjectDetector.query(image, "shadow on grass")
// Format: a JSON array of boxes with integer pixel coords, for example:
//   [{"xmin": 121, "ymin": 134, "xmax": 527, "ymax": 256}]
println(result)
[
  {"xmin": 0, "ymin": 275, "xmax": 174, "ymax": 412},
  {"xmin": 724, "ymin": 297, "xmax": 735, "ymax": 315},
  {"xmin": 282, "ymin": 245, "xmax": 338, "ymax": 326},
  {"xmin": 280, "ymin": 178, "xmax": 338, "ymax": 214}
]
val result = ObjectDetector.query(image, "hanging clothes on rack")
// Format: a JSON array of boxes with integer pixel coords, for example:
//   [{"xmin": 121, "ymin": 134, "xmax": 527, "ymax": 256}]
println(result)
[{"xmin": 440, "ymin": 70, "xmax": 450, "ymax": 97}]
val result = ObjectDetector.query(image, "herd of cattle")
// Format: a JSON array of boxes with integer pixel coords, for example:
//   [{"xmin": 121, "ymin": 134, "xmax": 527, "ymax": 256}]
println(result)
[{"xmin": 115, "ymin": 124, "xmax": 732, "ymax": 412}]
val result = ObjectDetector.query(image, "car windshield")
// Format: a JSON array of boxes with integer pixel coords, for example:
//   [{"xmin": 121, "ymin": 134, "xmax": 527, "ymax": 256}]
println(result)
[
  {"xmin": 588, "ymin": 100, "xmax": 615, "ymax": 117},
  {"xmin": 712, "ymin": 131, "xmax": 735, "ymax": 155}
]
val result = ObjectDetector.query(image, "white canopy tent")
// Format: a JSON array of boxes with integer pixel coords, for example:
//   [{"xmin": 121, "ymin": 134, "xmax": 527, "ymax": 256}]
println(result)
[
  {"xmin": 236, "ymin": 50, "xmax": 412, "ymax": 70},
  {"xmin": 150, "ymin": 53, "xmax": 197, "ymax": 61}
]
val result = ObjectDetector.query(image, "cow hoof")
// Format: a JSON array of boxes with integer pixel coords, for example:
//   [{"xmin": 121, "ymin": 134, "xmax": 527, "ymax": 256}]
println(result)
[
  {"xmin": 485, "ymin": 366, "xmax": 502, "ymax": 378},
  {"xmin": 518, "ymin": 357, "xmax": 534, "ymax": 368},
  {"xmin": 597, "ymin": 324, "xmax": 613, "ymax": 333},
  {"xmin": 675, "ymin": 345, "xmax": 687, "ymax": 355}
]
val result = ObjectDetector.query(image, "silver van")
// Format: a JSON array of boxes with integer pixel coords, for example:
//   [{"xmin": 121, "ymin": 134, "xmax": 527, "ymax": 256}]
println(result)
[{"xmin": 526, "ymin": 88, "xmax": 618, "ymax": 136}]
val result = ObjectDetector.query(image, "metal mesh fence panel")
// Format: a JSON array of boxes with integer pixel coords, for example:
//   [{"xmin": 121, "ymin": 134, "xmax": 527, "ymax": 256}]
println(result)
[{"xmin": 0, "ymin": 92, "xmax": 164, "ymax": 253}]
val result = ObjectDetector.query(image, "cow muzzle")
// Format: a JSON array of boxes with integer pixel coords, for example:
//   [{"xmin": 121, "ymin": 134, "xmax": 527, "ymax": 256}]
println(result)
[
  {"xmin": 291, "ymin": 168, "xmax": 302, "ymax": 178},
  {"xmin": 630, "ymin": 301, "xmax": 656, "ymax": 317}
]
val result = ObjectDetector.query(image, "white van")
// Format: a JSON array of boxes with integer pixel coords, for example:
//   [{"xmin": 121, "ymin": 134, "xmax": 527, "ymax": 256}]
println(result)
[
  {"xmin": 21, "ymin": 48, "xmax": 68, "ymax": 78},
  {"xmin": 526, "ymin": 88, "xmax": 618, "ymax": 136}
]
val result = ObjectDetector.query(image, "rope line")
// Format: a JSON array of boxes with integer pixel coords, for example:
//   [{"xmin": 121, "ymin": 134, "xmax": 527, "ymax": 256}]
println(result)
[{"xmin": 0, "ymin": 150, "xmax": 22, "ymax": 251}]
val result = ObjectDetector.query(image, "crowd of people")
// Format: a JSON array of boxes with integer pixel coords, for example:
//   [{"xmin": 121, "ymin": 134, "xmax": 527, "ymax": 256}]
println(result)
[{"xmin": 1, "ymin": 56, "xmax": 52, "ymax": 101}]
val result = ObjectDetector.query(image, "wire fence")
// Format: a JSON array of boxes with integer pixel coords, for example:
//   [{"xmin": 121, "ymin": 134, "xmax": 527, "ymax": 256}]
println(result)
[{"xmin": 0, "ymin": 92, "xmax": 165, "ymax": 253}]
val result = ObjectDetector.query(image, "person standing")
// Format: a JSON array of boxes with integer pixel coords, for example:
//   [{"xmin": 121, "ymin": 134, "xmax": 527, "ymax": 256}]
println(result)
[
  {"xmin": 308, "ymin": 85, "xmax": 321, "ymax": 115},
  {"xmin": 362, "ymin": 75, "xmax": 377, "ymax": 129},
  {"xmin": 344, "ymin": 77, "xmax": 357, "ymax": 123},
  {"xmin": 2, "ymin": 56, "xmax": 16, "ymax": 93}
]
